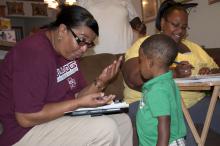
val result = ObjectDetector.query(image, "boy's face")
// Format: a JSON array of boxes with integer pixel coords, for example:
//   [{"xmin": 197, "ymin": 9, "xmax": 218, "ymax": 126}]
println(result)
[{"xmin": 139, "ymin": 48, "xmax": 152, "ymax": 80}]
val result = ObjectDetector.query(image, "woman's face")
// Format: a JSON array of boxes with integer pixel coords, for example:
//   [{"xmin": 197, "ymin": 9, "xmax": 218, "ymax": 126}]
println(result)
[
  {"xmin": 57, "ymin": 24, "xmax": 97, "ymax": 60},
  {"xmin": 161, "ymin": 9, "xmax": 188, "ymax": 43}
]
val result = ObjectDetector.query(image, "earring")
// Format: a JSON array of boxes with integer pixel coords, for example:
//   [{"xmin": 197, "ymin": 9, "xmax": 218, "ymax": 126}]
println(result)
[{"xmin": 57, "ymin": 35, "xmax": 62, "ymax": 40}]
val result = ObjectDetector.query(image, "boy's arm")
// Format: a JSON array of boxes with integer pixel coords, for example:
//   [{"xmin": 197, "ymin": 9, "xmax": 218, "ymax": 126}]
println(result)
[{"xmin": 157, "ymin": 116, "xmax": 170, "ymax": 146}]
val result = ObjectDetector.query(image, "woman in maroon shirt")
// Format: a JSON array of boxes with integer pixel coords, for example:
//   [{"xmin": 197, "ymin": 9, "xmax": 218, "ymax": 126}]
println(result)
[{"xmin": 0, "ymin": 5, "xmax": 132, "ymax": 146}]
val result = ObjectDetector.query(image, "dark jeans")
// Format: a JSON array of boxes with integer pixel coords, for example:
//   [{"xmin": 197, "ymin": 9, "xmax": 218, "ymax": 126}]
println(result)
[
  {"xmin": 128, "ymin": 97, "xmax": 220, "ymax": 146},
  {"xmin": 128, "ymin": 101, "xmax": 139, "ymax": 127},
  {"xmin": 186, "ymin": 96, "xmax": 220, "ymax": 146}
]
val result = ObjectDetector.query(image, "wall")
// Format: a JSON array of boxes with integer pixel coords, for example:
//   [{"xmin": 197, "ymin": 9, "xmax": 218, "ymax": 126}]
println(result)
[
  {"xmin": 133, "ymin": 0, "xmax": 220, "ymax": 48},
  {"xmin": 187, "ymin": 0, "xmax": 220, "ymax": 48},
  {"xmin": 0, "ymin": 0, "xmax": 56, "ymax": 59},
  {"xmin": 0, "ymin": 0, "xmax": 56, "ymax": 36}
]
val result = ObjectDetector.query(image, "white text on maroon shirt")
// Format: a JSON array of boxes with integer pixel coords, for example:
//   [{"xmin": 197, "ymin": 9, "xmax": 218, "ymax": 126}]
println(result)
[{"xmin": 57, "ymin": 61, "xmax": 78, "ymax": 82}]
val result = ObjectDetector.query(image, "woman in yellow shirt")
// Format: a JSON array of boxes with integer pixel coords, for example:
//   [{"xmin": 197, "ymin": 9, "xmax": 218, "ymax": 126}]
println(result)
[{"xmin": 122, "ymin": 0, "xmax": 220, "ymax": 145}]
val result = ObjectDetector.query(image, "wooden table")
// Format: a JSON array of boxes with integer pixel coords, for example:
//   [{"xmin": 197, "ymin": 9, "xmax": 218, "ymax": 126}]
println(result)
[{"xmin": 177, "ymin": 80, "xmax": 220, "ymax": 146}]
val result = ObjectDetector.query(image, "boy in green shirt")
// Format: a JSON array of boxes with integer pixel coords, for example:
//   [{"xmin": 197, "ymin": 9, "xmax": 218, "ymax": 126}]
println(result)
[{"xmin": 136, "ymin": 34, "xmax": 186, "ymax": 146}]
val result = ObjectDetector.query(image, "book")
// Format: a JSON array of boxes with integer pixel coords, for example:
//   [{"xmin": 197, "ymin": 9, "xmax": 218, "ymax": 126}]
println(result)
[{"xmin": 64, "ymin": 102, "xmax": 129, "ymax": 116}]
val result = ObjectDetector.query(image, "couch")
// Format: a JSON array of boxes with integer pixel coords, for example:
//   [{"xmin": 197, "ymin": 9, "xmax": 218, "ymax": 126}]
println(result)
[
  {"xmin": 79, "ymin": 48, "xmax": 220, "ymax": 146},
  {"xmin": 0, "ymin": 48, "xmax": 219, "ymax": 145},
  {"xmin": 79, "ymin": 53, "xmax": 125, "ymax": 100}
]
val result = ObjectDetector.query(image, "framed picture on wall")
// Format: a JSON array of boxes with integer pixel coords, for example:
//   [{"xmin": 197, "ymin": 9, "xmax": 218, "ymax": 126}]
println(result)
[
  {"xmin": 17, "ymin": 0, "xmax": 44, "ymax": 1},
  {"xmin": 6, "ymin": 2, "xmax": 24, "ymax": 16},
  {"xmin": 141, "ymin": 0, "xmax": 158, "ymax": 23},
  {"xmin": 31, "ymin": 3, "xmax": 48, "ymax": 16},
  {"xmin": 208, "ymin": 0, "xmax": 220, "ymax": 4},
  {"xmin": 0, "ymin": 5, "xmax": 6, "ymax": 17}
]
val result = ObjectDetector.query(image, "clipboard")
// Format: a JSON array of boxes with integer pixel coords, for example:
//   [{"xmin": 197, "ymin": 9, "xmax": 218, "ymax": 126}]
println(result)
[{"xmin": 64, "ymin": 102, "xmax": 129, "ymax": 116}]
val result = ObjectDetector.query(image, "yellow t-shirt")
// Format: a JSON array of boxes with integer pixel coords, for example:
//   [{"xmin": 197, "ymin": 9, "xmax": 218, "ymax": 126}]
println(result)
[{"xmin": 124, "ymin": 36, "xmax": 219, "ymax": 108}]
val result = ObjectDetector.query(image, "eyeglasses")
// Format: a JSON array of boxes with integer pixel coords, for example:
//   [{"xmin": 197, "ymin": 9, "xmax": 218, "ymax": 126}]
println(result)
[
  {"xmin": 165, "ymin": 19, "xmax": 190, "ymax": 31},
  {"xmin": 68, "ymin": 28, "xmax": 95, "ymax": 48}
]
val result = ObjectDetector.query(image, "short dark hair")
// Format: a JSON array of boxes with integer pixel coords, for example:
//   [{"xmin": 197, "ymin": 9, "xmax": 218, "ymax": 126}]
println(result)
[
  {"xmin": 155, "ymin": 0, "xmax": 187, "ymax": 31},
  {"xmin": 49, "ymin": 5, "xmax": 99, "ymax": 36},
  {"xmin": 140, "ymin": 34, "xmax": 178, "ymax": 67}
]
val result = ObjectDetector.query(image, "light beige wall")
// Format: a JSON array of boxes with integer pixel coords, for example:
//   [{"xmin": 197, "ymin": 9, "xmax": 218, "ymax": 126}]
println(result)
[
  {"xmin": 187, "ymin": 0, "xmax": 220, "ymax": 48},
  {"xmin": 133, "ymin": 0, "xmax": 220, "ymax": 48}
]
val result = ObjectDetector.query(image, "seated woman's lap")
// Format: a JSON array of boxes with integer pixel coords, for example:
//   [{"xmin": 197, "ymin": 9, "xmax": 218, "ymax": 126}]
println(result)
[{"xmin": 14, "ymin": 114, "xmax": 132, "ymax": 146}]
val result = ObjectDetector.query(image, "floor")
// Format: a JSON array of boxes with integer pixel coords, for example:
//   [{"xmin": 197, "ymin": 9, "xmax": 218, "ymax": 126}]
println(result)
[{"xmin": 133, "ymin": 124, "xmax": 220, "ymax": 146}]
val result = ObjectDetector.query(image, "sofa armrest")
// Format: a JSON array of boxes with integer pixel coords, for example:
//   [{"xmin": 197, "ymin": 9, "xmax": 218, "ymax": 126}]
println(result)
[{"xmin": 204, "ymin": 48, "xmax": 220, "ymax": 67}]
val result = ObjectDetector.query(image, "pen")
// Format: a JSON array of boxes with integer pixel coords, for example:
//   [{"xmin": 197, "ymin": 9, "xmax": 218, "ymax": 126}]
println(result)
[{"xmin": 174, "ymin": 61, "xmax": 180, "ymax": 65}]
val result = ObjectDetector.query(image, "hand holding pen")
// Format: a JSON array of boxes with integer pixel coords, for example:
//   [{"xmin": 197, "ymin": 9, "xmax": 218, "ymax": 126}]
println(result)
[{"xmin": 174, "ymin": 61, "xmax": 194, "ymax": 78}]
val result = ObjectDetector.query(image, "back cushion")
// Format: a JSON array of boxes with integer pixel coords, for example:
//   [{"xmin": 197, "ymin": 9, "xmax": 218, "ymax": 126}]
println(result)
[{"xmin": 79, "ymin": 53, "xmax": 124, "ymax": 100}]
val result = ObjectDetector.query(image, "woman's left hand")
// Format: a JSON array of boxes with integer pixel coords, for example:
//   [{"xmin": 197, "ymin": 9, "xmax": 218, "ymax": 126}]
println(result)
[
  {"xmin": 97, "ymin": 56, "xmax": 123, "ymax": 86},
  {"xmin": 210, "ymin": 68, "xmax": 220, "ymax": 74},
  {"xmin": 198, "ymin": 67, "xmax": 211, "ymax": 75}
]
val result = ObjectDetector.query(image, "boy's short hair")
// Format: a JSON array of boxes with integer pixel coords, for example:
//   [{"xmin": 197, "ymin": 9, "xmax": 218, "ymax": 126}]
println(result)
[{"xmin": 140, "ymin": 34, "xmax": 178, "ymax": 66}]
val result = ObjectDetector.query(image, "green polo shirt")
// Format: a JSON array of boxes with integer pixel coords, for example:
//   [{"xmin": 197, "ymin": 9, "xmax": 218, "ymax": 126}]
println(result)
[{"xmin": 136, "ymin": 71, "xmax": 186, "ymax": 146}]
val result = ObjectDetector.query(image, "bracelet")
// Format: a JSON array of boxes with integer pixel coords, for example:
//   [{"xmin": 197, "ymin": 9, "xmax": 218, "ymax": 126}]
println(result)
[{"xmin": 93, "ymin": 79, "xmax": 105, "ymax": 91}]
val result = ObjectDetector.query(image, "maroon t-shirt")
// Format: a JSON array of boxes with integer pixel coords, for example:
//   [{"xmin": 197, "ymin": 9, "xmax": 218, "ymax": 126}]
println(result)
[{"xmin": 0, "ymin": 31, "xmax": 87, "ymax": 146}]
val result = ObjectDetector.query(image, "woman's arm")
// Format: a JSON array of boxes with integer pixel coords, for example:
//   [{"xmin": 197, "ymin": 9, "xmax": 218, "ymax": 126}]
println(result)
[
  {"xmin": 170, "ymin": 61, "xmax": 193, "ymax": 78},
  {"xmin": 122, "ymin": 57, "xmax": 144, "ymax": 91},
  {"xmin": 157, "ymin": 116, "xmax": 170, "ymax": 146},
  {"xmin": 15, "ymin": 93, "xmax": 114, "ymax": 128},
  {"xmin": 130, "ymin": 17, "xmax": 146, "ymax": 36}
]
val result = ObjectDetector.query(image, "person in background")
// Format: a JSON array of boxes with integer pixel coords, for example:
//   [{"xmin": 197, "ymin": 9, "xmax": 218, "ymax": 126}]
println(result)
[
  {"xmin": 122, "ymin": 0, "xmax": 220, "ymax": 145},
  {"xmin": 137, "ymin": 34, "xmax": 186, "ymax": 146},
  {"xmin": 77, "ymin": 0, "xmax": 146, "ymax": 55},
  {"xmin": 0, "ymin": 5, "xmax": 133, "ymax": 146}
]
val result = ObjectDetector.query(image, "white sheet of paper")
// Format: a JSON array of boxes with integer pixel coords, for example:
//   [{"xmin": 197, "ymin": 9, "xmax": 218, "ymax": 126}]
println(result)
[{"xmin": 174, "ymin": 74, "xmax": 220, "ymax": 84}]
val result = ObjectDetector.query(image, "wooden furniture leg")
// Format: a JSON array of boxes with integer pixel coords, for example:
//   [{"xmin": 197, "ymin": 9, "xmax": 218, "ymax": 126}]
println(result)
[
  {"xmin": 181, "ymin": 98, "xmax": 203, "ymax": 146},
  {"xmin": 201, "ymin": 86, "xmax": 220, "ymax": 144}
]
